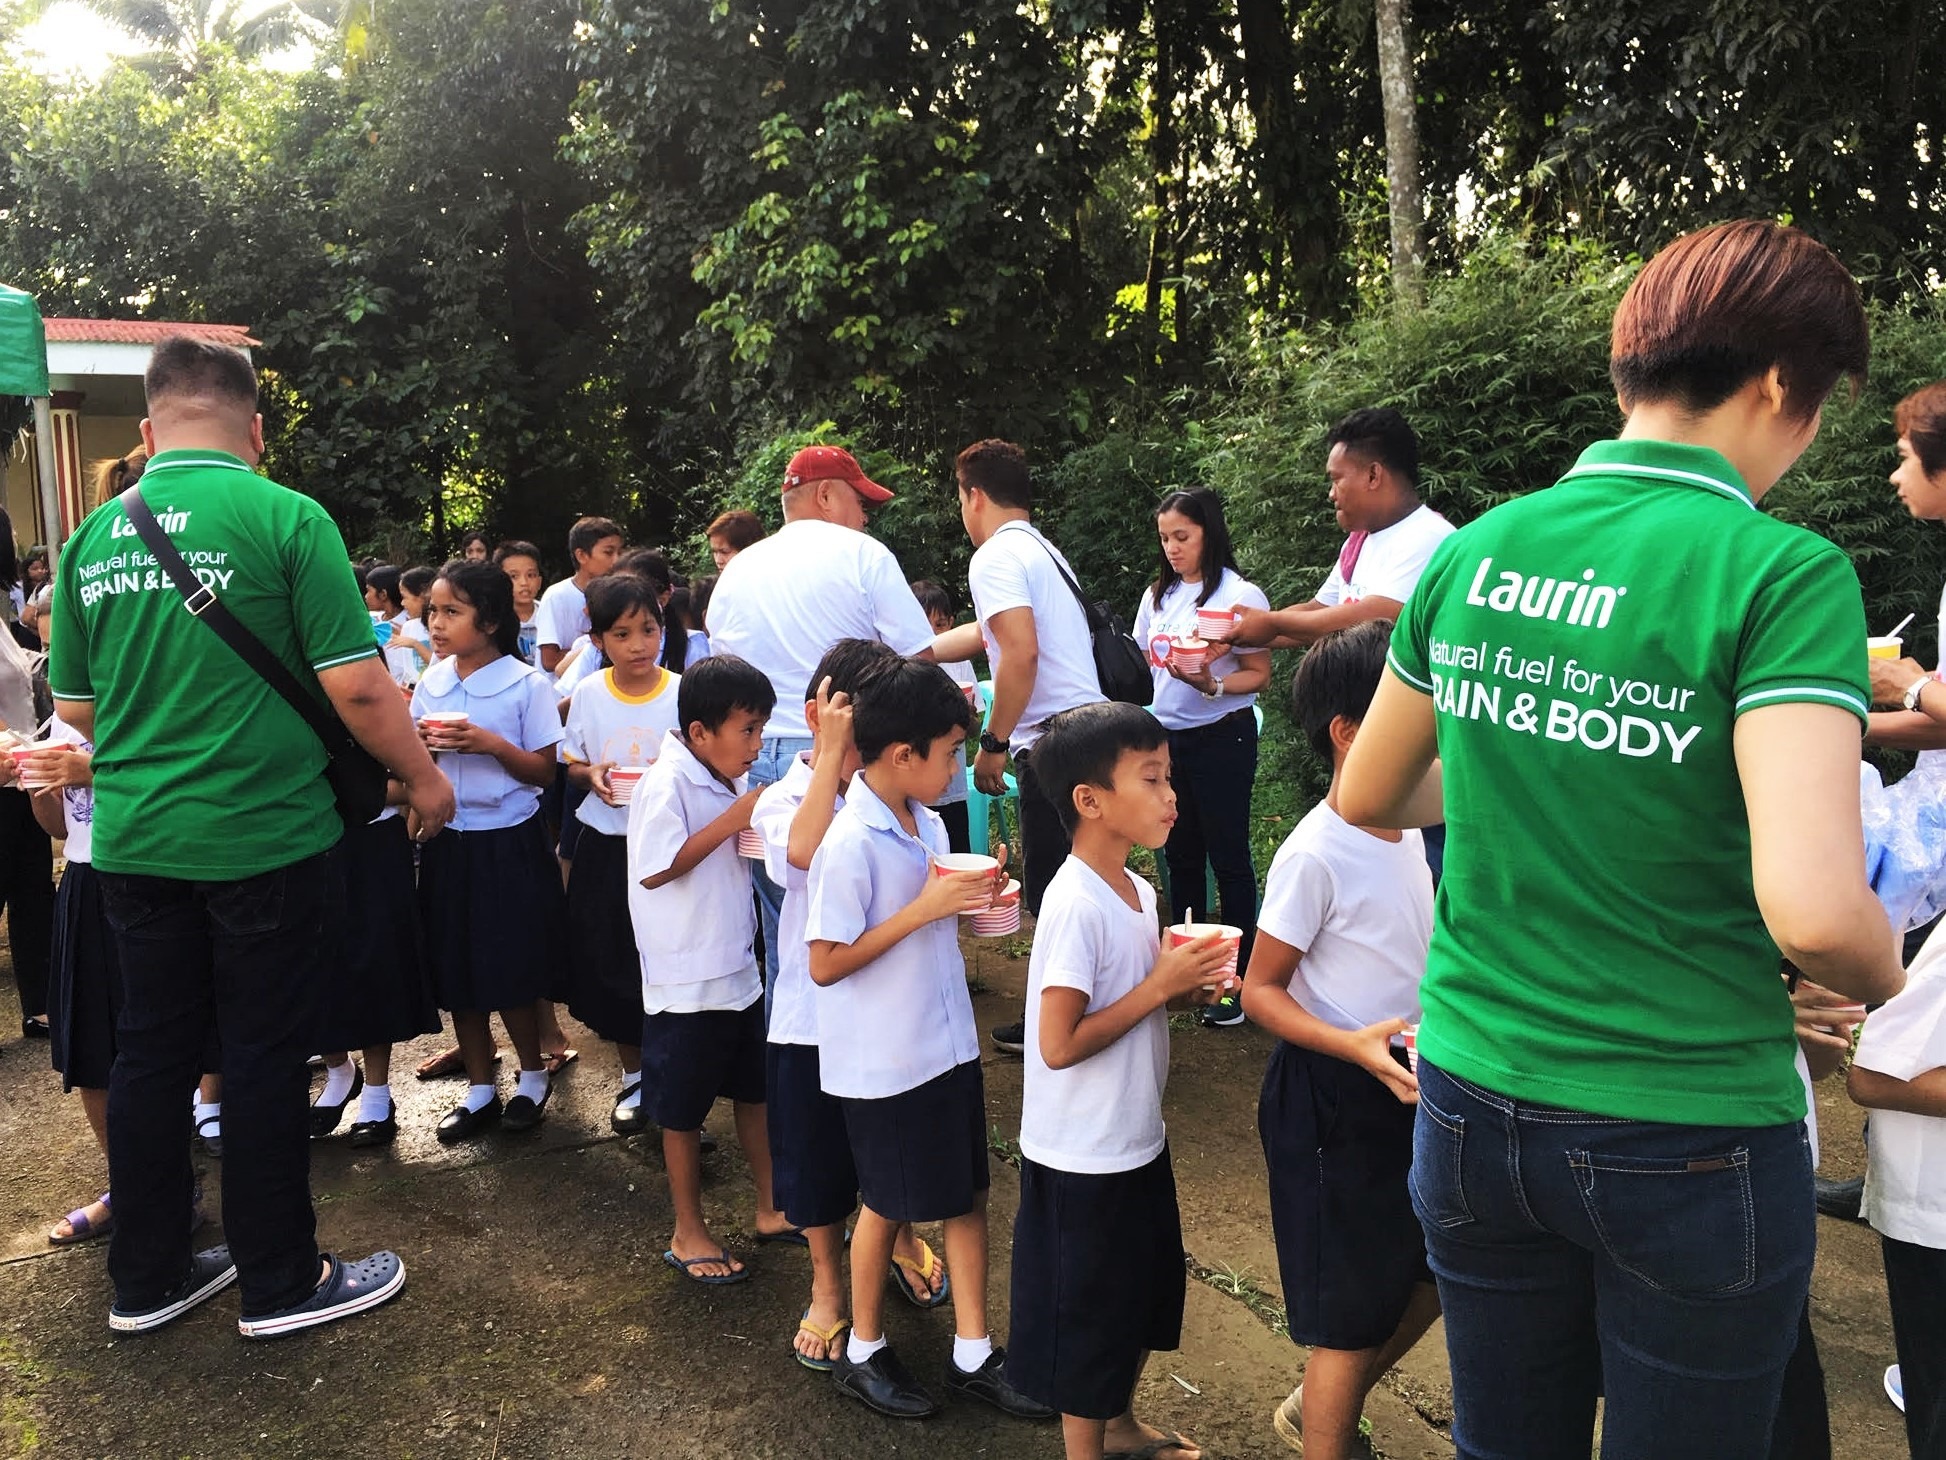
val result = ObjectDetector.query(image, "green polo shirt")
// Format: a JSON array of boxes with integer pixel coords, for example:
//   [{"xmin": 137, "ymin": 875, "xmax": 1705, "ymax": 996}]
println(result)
[
  {"xmin": 48, "ymin": 450, "xmax": 378, "ymax": 880},
  {"xmin": 1389, "ymin": 439, "xmax": 1869, "ymax": 1126}
]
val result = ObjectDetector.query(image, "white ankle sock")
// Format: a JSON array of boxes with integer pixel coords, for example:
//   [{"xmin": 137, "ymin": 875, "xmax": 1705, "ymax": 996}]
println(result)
[
  {"xmin": 193, "ymin": 1100, "xmax": 220, "ymax": 1131},
  {"xmin": 357, "ymin": 1083, "xmax": 392, "ymax": 1122},
  {"xmin": 462, "ymin": 1082, "xmax": 496, "ymax": 1114},
  {"xmin": 952, "ymin": 1334, "xmax": 994, "ymax": 1374},
  {"xmin": 319, "ymin": 1060, "xmax": 357, "ymax": 1106},
  {"xmin": 515, "ymin": 1069, "xmax": 549, "ymax": 1104},
  {"xmin": 617, "ymin": 1080, "xmax": 641, "ymax": 1109},
  {"xmin": 847, "ymin": 1332, "xmax": 888, "ymax": 1365}
]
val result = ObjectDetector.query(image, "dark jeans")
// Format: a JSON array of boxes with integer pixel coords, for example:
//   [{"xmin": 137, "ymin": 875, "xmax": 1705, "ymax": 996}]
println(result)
[
  {"xmin": 934, "ymin": 799, "xmax": 971, "ymax": 856},
  {"xmin": 1883, "ymin": 1234, "xmax": 1946, "ymax": 1460},
  {"xmin": 99, "ymin": 851, "xmax": 333, "ymax": 1316},
  {"xmin": 0, "ymin": 785, "xmax": 53, "ymax": 1019},
  {"xmin": 1164, "ymin": 710, "xmax": 1258, "ymax": 968},
  {"xmin": 1768, "ymin": 1299, "xmax": 1830, "ymax": 1460},
  {"xmin": 1411, "ymin": 1059, "xmax": 1814, "ymax": 1460},
  {"xmin": 1013, "ymin": 748, "xmax": 1071, "ymax": 919}
]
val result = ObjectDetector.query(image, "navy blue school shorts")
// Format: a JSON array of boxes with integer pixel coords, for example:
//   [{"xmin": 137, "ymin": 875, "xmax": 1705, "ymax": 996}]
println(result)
[
  {"xmin": 765, "ymin": 1041, "xmax": 859, "ymax": 1230},
  {"xmin": 640, "ymin": 998, "xmax": 766, "ymax": 1132},
  {"xmin": 1005, "ymin": 1148, "xmax": 1185, "ymax": 1419},
  {"xmin": 840, "ymin": 1058, "xmax": 989, "ymax": 1224},
  {"xmin": 1259, "ymin": 1039, "xmax": 1430, "ymax": 1350}
]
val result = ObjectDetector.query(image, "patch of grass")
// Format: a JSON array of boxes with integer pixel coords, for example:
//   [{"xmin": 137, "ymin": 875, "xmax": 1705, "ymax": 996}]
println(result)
[
  {"xmin": 999, "ymin": 935, "xmax": 1033, "ymax": 960},
  {"xmin": 1187, "ymin": 1257, "xmax": 1288, "ymax": 1337},
  {"xmin": 988, "ymin": 1123, "xmax": 1023, "ymax": 1167},
  {"xmin": 1167, "ymin": 1011, "xmax": 1201, "ymax": 1033}
]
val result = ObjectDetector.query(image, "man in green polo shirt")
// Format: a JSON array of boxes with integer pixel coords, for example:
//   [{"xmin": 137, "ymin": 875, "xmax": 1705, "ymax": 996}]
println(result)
[{"xmin": 49, "ymin": 336, "xmax": 453, "ymax": 1339}]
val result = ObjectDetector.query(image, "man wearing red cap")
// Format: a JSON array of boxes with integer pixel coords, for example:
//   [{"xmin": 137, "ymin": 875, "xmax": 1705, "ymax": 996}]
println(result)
[{"xmin": 706, "ymin": 445, "xmax": 937, "ymax": 998}]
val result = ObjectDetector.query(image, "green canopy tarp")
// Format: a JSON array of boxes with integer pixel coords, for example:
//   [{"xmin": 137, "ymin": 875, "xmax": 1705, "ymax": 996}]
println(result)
[{"xmin": 0, "ymin": 284, "xmax": 48, "ymax": 397}]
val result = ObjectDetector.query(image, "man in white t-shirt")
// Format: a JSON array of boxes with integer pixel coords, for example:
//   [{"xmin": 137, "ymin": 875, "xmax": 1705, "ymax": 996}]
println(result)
[
  {"xmin": 705, "ymin": 445, "xmax": 936, "ymax": 995},
  {"xmin": 1229, "ymin": 408, "xmax": 1453, "ymax": 651}
]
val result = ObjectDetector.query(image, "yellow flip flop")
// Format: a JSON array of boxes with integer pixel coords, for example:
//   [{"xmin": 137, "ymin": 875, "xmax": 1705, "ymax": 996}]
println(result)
[
  {"xmin": 793, "ymin": 1312, "xmax": 851, "ymax": 1372},
  {"xmin": 889, "ymin": 1241, "xmax": 952, "ymax": 1309}
]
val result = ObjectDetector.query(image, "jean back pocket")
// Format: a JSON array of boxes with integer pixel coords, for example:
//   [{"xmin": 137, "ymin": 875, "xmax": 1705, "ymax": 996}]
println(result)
[
  {"xmin": 1569, "ymin": 1146, "xmax": 1755, "ymax": 1296},
  {"xmin": 1411, "ymin": 1093, "xmax": 1475, "ymax": 1230}
]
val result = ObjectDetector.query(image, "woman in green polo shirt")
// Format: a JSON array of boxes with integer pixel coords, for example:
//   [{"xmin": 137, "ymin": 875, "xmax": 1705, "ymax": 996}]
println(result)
[{"xmin": 1339, "ymin": 220, "xmax": 1908, "ymax": 1460}]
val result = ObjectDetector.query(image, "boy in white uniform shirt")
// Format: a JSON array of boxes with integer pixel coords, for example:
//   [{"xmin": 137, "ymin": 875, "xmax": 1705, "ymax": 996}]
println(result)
[
  {"xmin": 1849, "ymin": 923, "xmax": 1946, "ymax": 1458},
  {"xmin": 1239, "ymin": 620, "xmax": 1440, "ymax": 1459},
  {"xmin": 1005, "ymin": 702, "xmax": 1231, "ymax": 1460},
  {"xmin": 535, "ymin": 515, "xmax": 623, "ymax": 675},
  {"xmin": 627, "ymin": 655, "xmax": 786, "ymax": 1285},
  {"xmin": 806, "ymin": 658, "xmax": 1049, "ymax": 1423}
]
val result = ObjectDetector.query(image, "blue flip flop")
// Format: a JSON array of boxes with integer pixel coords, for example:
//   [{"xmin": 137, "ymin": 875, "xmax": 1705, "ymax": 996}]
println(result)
[
  {"xmin": 755, "ymin": 1227, "xmax": 810, "ymax": 1249},
  {"xmin": 663, "ymin": 1249, "xmax": 749, "ymax": 1286}
]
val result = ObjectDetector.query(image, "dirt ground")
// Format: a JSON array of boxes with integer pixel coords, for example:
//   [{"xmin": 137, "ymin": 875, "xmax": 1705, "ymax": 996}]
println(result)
[{"xmin": 0, "ymin": 932, "xmax": 1913, "ymax": 1460}]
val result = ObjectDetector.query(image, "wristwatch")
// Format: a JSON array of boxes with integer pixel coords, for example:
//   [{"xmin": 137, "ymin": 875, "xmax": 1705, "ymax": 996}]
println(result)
[
  {"xmin": 1201, "ymin": 674, "xmax": 1225, "ymax": 701},
  {"xmin": 1904, "ymin": 676, "xmax": 1932, "ymax": 713},
  {"xmin": 979, "ymin": 730, "xmax": 1009, "ymax": 756}
]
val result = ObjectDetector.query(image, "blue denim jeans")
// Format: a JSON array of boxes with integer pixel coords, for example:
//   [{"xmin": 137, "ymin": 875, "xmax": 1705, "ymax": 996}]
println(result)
[
  {"xmin": 1411, "ymin": 1059, "xmax": 1814, "ymax": 1460},
  {"xmin": 748, "ymin": 736, "xmax": 813, "ymax": 1007}
]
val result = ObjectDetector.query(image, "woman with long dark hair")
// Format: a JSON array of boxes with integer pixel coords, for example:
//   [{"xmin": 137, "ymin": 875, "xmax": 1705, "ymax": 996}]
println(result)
[{"xmin": 1131, "ymin": 487, "xmax": 1272, "ymax": 1028}]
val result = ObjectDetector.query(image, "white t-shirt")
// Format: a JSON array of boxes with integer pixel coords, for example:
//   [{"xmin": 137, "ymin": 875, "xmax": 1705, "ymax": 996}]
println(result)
[
  {"xmin": 535, "ymin": 577, "xmax": 590, "ymax": 652},
  {"xmin": 1858, "ymin": 920, "xmax": 1946, "ymax": 1249},
  {"xmin": 552, "ymin": 635, "xmax": 601, "ymax": 695},
  {"xmin": 752, "ymin": 751, "xmax": 838, "ymax": 1047},
  {"xmin": 409, "ymin": 654, "xmax": 563, "ymax": 832},
  {"xmin": 561, "ymin": 668, "xmax": 682, "ymax": 837},
  {"xmin": 1132, "ymin": 569, "xmax": 1272, "ymax": 731},
  {"xmin": 1257, "ymin": 802, "xmax": 1433, "ymax": 1033},
  {"xmin": 625, "ymin": 729, "xmax": 762, "ymax": 1015},
  {"xmin": 48, "ymin": 715, "xmax": 93, "ymax": 864},
  {"xmin": 385, "ymin": 612, "xmax": 431, "ymax": 689},
  {"xmin": 804, "ymin": 772, "xmax": 980, "ymax": 1098},
  {"xmin": 706, "ymin": 519, "xmax": 935, "ymax": 740},
  {"xmin": 966, "ymin": 521, "xmax": 1104, "ymax": 751},
  {"xmin": 1021, "ymin": 856, "xmax": 1167, "ymax": 1174},
  {"xmin": 1314, "ymin": 504, "xmax": 1455, "ymax": 607}
]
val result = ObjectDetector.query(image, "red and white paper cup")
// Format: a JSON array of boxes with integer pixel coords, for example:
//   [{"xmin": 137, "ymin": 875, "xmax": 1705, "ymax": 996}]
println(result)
[
  {"xmin": 1169, "ymin": 921, "xmax": 1241, "ymax": 989},
  {"xmin": 932, "ymin": 852, "xmax": 999, "ymax": 879},
  {"xmin": 1402, "ymin": 1024, "xmax": 1419, "ymax": 1072},
  {"xmin": 968, "ymin": 878, "xmax": 1022, "ymax": 937},
  {"xmin": 1195, "ymin": 605, "xmax": 1241, "ymax": 642},
  {"xmin": 608, "ymin": 766, "xmax": 648, "ymax": 804},
  {"xmin": 736, "ymin": 826, "xmax": 766, "ymax": 859},
  {"xmin": 8, "ymin": 741, "xmax": 56, "ymax": 790},
  {"xmin": 421, "ymin": 710, "xmax": 469, "ymax": 749},
  {"xmin": 1167, "ymin": 636, "xmax": 1211, "ymax": 673}
]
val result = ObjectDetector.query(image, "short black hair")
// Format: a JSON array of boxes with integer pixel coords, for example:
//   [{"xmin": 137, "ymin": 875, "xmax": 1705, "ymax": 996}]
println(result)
[
  {"xmin": 493, "ymin": 539, "xmax": 541, "ymax": 569},
  {"xmin": 365, "ymin": 563, "xmax": 402, "ymax": 612},
  {"xmin": 1326, "ymin": 408, "xmax": 1419, "ymax": 489},
  {"xmin": 909, "ymin": 579, "xmax": 954, "ymax": 621},
  {"xmin": 569, "ymin": 516, "xmax": 624, "ymax": 559},
  {"xmin": 1032, "ymin": 702, "xmax": 1169, "ymax": 835},
  {"xmin": 955, "ymin": 439, "xmax": 1032, "ymax": 510},
  {"xmin": 1292, "ymin": 619, "xmax": 1393, "ymax": 759},
  {"xmin": 144, "ymin": 336, "xmax": 258, "ymax": 412},
  {"xmin": 852, "ymin": 658, "xmax": 973, "ymax": 762},
  {"xmin": 678, "ymin": 654, "xmax": 776, "ymax": 735},
  {"xmin": 804, "ymin": 637, "xmax": 903, "ymax": 704},
  {"xmin": 616, "ymin": 546, "xmax": 672, "ymax": 594},
  {"xmin": 587, "ymin": 573, "xmax": 663, "ymax": 636},
  {"xmin": 458, "ymin": 529, "xmax": 490, "ymax": 553},
  {"xmin": 400, "ymin": 565, "xmax": 436, "ymax": 600},
  {"xmin": 436, "ymin": 558, "xmax": 521, "ymax": 659}
]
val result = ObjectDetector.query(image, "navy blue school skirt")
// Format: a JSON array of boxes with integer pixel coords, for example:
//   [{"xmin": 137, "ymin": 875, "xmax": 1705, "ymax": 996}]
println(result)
[
  {"xmin": 314, "ymin": 815, "xmax": 441, "ymax": 1053},
  {"xmin": 50, "ymin": 861, "xmax": 120, "ymax": 1092},
  {"xmin": 562, "ymin": 829, "xmax": 643, "ymax": 1045},
  {"xmin": 419, "ymin": 813, "xmax": 564, "ymax": 1014}
]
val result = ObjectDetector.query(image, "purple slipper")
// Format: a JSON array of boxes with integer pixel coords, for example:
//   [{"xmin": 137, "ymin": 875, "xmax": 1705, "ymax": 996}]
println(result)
[{"xmin": 49, "ymin": 1192, "xmax": 112, "ymax": 1246}]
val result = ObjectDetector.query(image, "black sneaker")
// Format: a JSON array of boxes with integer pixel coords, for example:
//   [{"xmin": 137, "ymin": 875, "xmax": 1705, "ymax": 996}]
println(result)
[
  {"xmin": 237, "ymin": 1251, "xmax": 405, "ymax": 1339},
  {"xmin": 1201, "ymin": 996, "xmax": 1246, "ymax": 1028},
  {"xmin": 109, "ymin": 1245, "xmax": 236, "ymax": 1333},
  {"xmin": 946, "ymin": 1347, "xmax": 1054, "ymax": 1419},
  {"xmin": 991, "ymin": 1021, "xmax": 1025, "ymax": 1056},
  {"xmin": 833, "ymin": 1343, "xmax": 941, "ymax": 1419}
]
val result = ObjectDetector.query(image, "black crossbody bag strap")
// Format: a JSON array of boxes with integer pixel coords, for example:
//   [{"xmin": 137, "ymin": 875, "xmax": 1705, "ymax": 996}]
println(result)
[
  {"xmin": 999, "ymin": 522, "xmax": 1100, "ymax": 626},
  {"xmin": 117, "ymin": 483, "xmax": 353, "ymax": 756}
]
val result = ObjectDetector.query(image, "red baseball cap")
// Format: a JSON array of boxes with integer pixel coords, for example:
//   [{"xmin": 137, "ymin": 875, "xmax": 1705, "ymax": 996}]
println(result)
[{"xmin": 782, "ymin": 445, "xmax": 894, "ymax": 503}]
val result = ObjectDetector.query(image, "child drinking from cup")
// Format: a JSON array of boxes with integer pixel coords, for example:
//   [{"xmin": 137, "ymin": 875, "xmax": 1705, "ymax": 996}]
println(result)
[
  {"xmin": 561, "ymin": 575, "xmax": 681, "ymax": 1134},
  {"xmin": 411, "ymin": 559, "xmax": 567, "ymax": 1142},
  {"xmin": 1005, "ymin": 701, "xmax": 1231, "ymax": 1460},
  {"xmin": 628, "ymin": 654, "xmax": 786, "ymax": 1284},
  {"xmin": 806, "ymin": 658, "xmax": 1047, "ymax": 1423},
  {"xmin": 1240, "ymin": 619, "xmax": 1438, "ymax": 1459}
]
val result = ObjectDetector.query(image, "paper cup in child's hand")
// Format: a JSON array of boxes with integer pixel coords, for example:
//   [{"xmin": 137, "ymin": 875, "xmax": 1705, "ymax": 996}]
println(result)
[
  {"xmin": 736, "ymin": 826, "xmax": 765, "ymax": 859},
  {"xmin": 967, "ymin": 878, "xmax": 1022, "ymax": 936},
  {"xmin": 1169, "ymin": 922, "xmax": 1241, "ymax": 989},
  {"xmin": 1195, "ymin": 606, "xmax": 1241, "ymax": 642},
  {"xmin": 933, "ymin": 852, "xmax": 999, "ymax": 879},
  {"xmin": 422, "ymin": 710, "xmax": 468, "ymax": 748},
  {"xmin": 609, "ymin": 766, "xmax": 648, "ymax": 804},
  {"xmin": 1402, "ymin": 1024, "xmax": 1419, "ymax": 1072},
  {"xmin": 1167, "ymin": 636, "xmax": 1211, "ymax": 672}
]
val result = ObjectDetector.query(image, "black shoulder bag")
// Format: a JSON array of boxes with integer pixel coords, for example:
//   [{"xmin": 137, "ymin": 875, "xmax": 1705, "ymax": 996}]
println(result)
[
  {"xmin": 1009, "ymin": 525, "xmax": 1153, "ymax": 707},
  {"xmin": 118, "ymin": 483, "xmax": 391, "ymax": 829}
]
